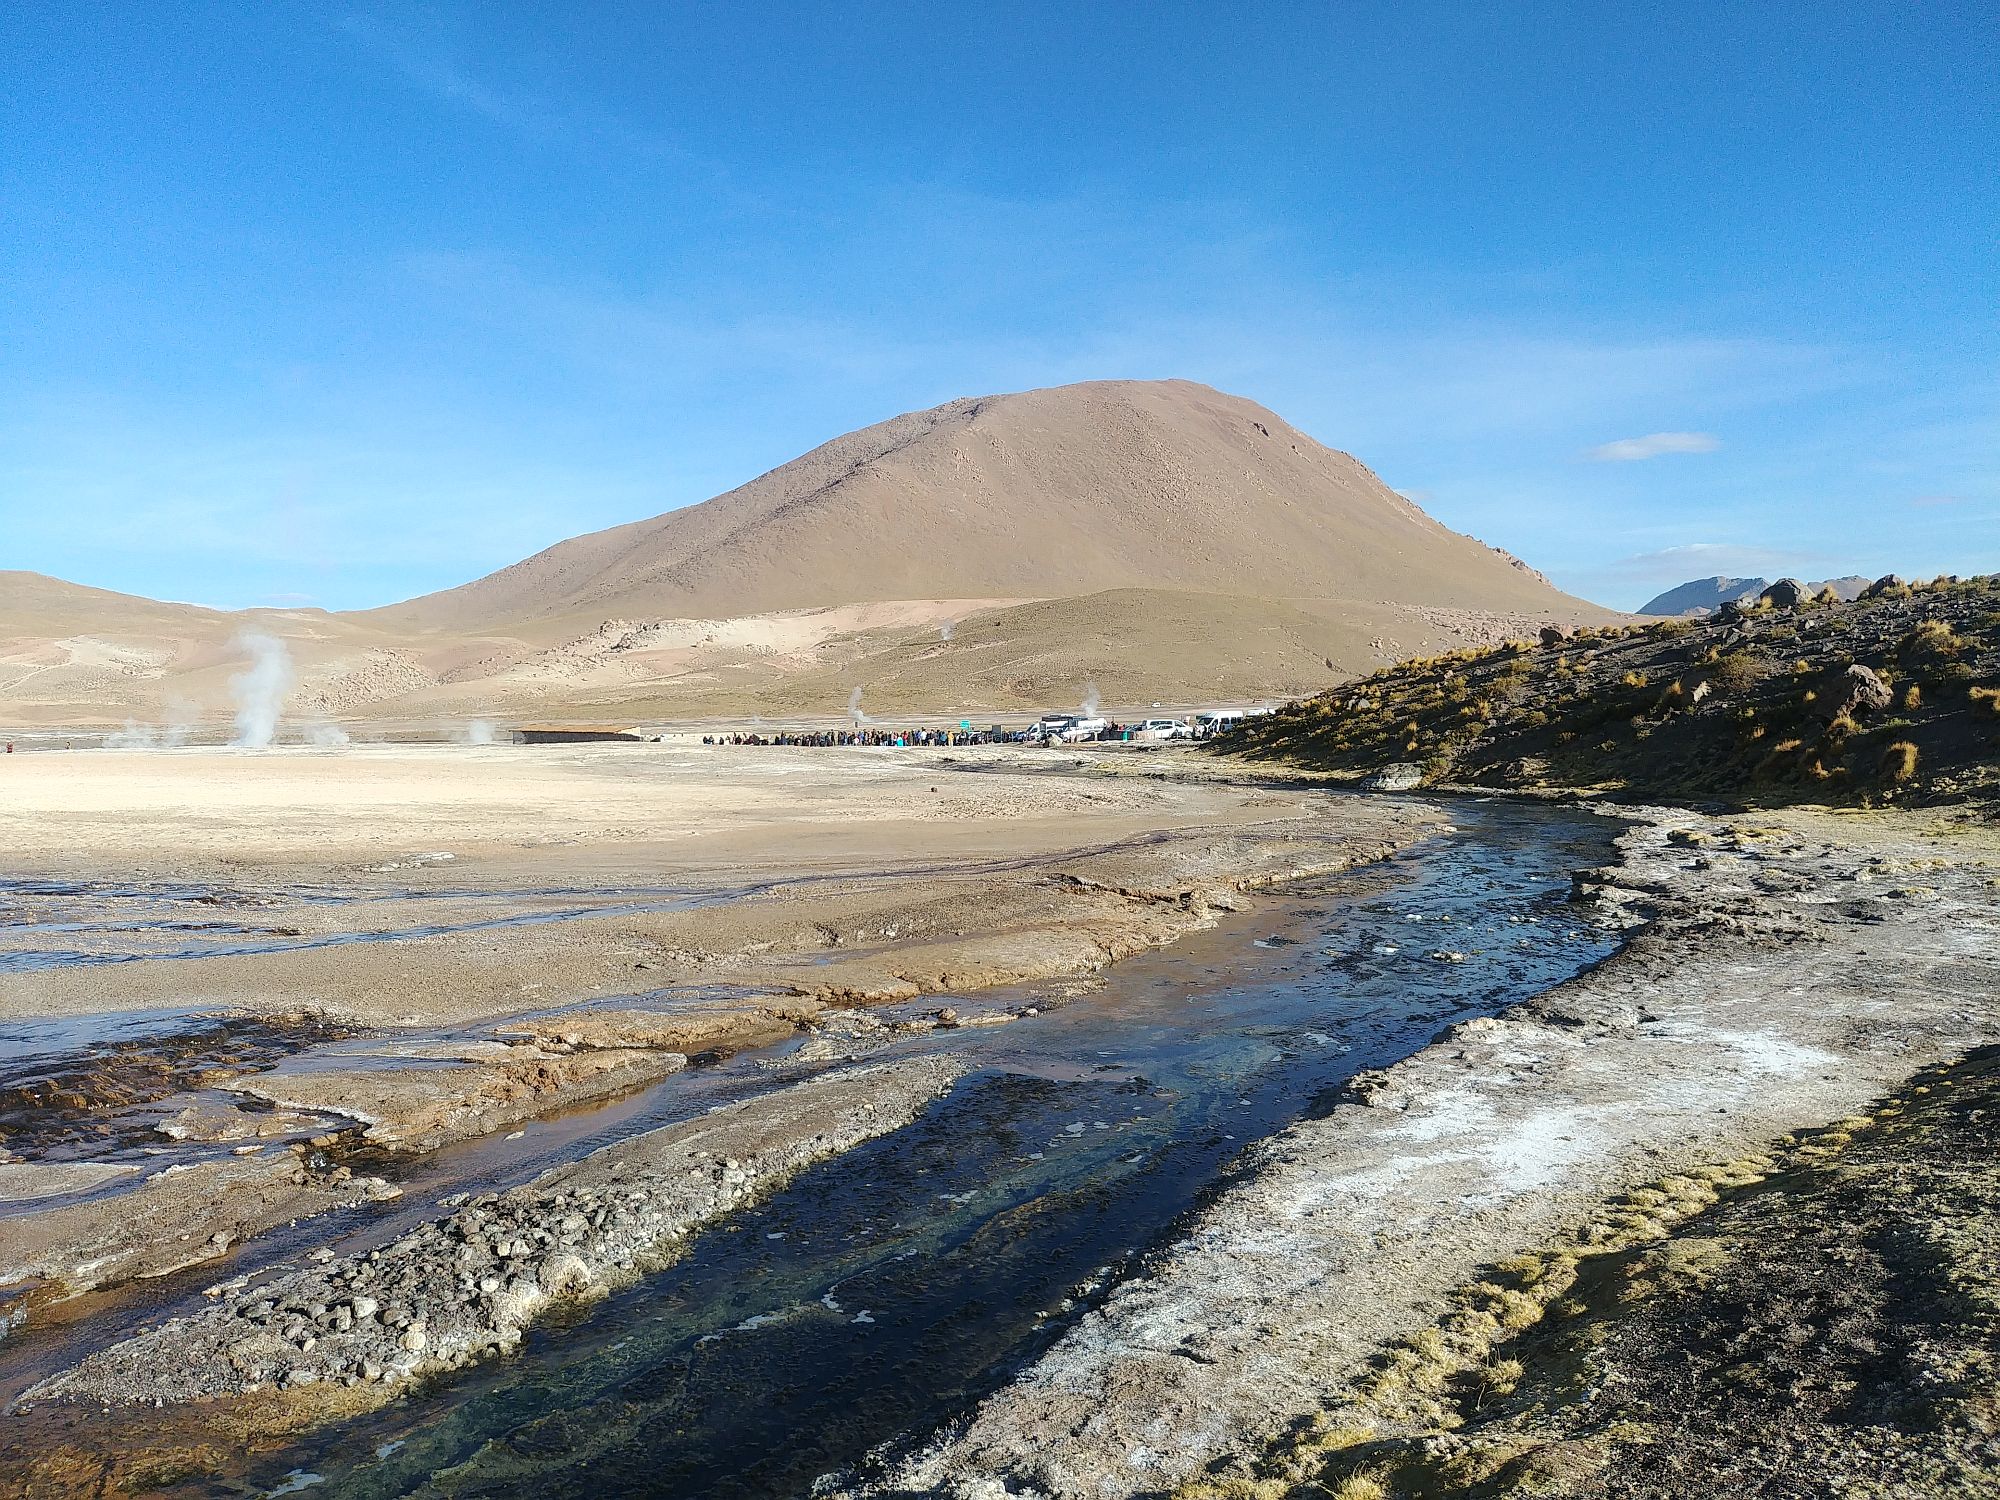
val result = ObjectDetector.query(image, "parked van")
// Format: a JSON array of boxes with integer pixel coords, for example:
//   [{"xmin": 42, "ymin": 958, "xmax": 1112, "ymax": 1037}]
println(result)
[{"xmin": 1058, "ymin": 717, "xmax": 1109, "ymax": 742}]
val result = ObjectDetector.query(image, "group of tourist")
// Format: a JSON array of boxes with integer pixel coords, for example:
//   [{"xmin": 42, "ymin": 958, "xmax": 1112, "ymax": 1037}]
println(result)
[{"xmin": 698, "ymin": 723, "xmax": 1137, "ymax": 748}]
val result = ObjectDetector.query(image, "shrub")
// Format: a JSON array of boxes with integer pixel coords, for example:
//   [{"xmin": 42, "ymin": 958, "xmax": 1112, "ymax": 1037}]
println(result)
[
  {"xmin": 1880, "ymin": 740, "xmax": 1920, "ymax": 783},
  {"xmin": 1903, "ymin": 684, "xmax": 1923, "ymax": 710},
  {"xmin": 1711, "ymin": 652, "xmax": 1766, "ymax": 691},
  {"xmin": 1900, "ymin": 620, "xmax": 1965, "ymax": 659},
  {"xmin": 1972, "ymin": 686, "xmax": 2000, "ymax": 716}
]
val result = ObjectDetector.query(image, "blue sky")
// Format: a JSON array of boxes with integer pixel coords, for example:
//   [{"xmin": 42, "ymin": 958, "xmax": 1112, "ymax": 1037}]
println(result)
[{"xmin": 3, "ymin": 2, "xmax": 1993, "ymax": 612}]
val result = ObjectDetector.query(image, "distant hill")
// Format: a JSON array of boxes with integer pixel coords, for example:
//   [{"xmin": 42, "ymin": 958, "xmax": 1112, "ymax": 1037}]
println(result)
[
  {"xmin": 1639, "ymin": 574, "xmax": 1872, "ymax": 616},
  {"xmin": 1, "ymin": 381, "xmax": 1621, "ymax": 731},
  {"xmin": 1637, "ymin": 576, "xmax": 1768, "ymax": 616}
]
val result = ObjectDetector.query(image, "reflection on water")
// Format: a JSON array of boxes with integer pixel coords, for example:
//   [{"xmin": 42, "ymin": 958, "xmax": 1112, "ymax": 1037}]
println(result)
[{"xmin": 174, "ymin": 801, "xmax": 1621, "ymax": 1500}]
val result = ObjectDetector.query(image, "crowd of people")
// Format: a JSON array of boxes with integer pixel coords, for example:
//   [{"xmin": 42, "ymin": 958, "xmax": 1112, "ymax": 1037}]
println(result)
[{"xmin": 699, "ymin": 722, "xmax": 1141, "ymax": 748}]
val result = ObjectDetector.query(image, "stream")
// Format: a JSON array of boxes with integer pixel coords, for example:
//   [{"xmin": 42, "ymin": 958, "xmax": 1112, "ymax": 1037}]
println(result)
[{"xmin": 1, "ymin": 798, "xmax": 1624, "ymax": 1498}]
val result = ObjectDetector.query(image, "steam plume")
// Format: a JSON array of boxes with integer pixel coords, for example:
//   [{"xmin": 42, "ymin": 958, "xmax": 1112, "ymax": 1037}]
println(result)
[
  {"xmin": 103, "ymin": 700, "xmax": 196, "ymax": 749},
  {"xmin": 939, "ymin": 620, "xmax": 954, "ymax": 641},
  {"xmin": 847, "ymin": 686, "xmax": 875, "ymax": 725},
  {"xmin": 104, "ymin": 720, "xmax": 160, "ymax": 749},
  {"xmin": 229, "ymin": 632, "xmax": 294, "ymax": 748},
  {"xmin": 304, "ymin": 723, "xmax": 351, "ymax": 747},
  {"xmin": 462, "ymin": 719, "xmax": 498, "ymax": 746},
  {"xmin": 1079, "ymin": 681, "xmax": 1102, "ymax": 719}
]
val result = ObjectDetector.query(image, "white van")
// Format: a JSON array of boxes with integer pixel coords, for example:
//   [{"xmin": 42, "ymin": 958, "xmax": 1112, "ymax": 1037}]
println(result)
[
  {"xmin": 1138, "ymin": 718, "xmax": 1191, "ymax": 739},
  {"xmin": 1194, "ymin": 710, "xmax": 1246, "ymax": 738}
]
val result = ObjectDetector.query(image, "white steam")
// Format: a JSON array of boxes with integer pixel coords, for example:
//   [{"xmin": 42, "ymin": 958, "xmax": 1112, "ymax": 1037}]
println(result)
[
  {"xmin": 102, "ymin": 699, "xmax": 196, "ymax": 749},
  {"xmin": 847, "ymin": 686, "xmax": 876, "ymax": 726},
  {"xmin": 938, "ymin": 620, "xmax": 954, "ymax": 642},
  {"xmin": 462, "ymin": 719, "xmax": 498, "ymax": 746},
  {"xmin": 229, "ymin": 632, "xmax": 294, "ymax": 748},
  {"xmin": 1079, "ymin": 681, "xmax": 1102, "ymax": 719},
  {"xmin": 303, "ymin": 722, "xmax": 351, "ymax": 747},
  {"xmin": 104, "ymin": 720, "xmax": 163, "ymax": 749}
]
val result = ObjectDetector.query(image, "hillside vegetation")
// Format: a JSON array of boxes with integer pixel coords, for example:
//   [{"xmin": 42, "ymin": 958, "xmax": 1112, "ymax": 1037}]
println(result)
[{"xmin": 1231, "ymin": 574, "xmax": 2000, "ymax": 807}]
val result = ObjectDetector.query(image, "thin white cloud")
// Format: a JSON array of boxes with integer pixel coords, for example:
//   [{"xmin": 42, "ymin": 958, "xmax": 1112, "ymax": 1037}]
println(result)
[
  {"xmin": 1601, "ymin": 542, "xmax": 1823, "ymax": 586},
  {"xmin": 1909, "ymin": 493, "xmax": 1963, "ymax": 508},
  {"xmin": 1584, "ymin": 431, "xmax": 1722, "ymax": 462},
  {"xmin": 333, "ymin": 10, "xmax": 722, "ymax": 177}
]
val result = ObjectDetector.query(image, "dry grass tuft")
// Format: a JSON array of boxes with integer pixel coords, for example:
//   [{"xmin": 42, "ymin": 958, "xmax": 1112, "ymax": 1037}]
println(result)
[{"xmin": 1881, "ymin": 740, "xmax": 1920, "ymax": 783}]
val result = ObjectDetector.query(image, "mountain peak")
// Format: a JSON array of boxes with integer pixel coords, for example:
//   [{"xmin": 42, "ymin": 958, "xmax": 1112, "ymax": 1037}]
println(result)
[{"xmin": 381, "ymin": 378, "xmax": 1585, "ymax": 631}]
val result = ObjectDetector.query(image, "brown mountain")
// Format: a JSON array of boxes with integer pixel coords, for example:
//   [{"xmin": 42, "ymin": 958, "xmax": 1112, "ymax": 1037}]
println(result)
[
  {"xmin": 377, "ymin": 380, "xmax": 1586, "ymax": 631},
  {"xmin": 2, "ymin": 381, "xmax": 1617, "ymax": 732}
]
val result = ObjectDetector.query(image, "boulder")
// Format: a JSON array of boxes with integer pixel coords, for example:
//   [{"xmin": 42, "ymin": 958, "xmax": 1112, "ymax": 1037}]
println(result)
[
  {"xmin": 1538, "ymin": 624, "xmax": 1572, "ymax": 647},
  {"xmin": 1716, "ymin": 600, "xmax": 1748, "ymax": 625},
  {"xmin": 1362, "ymin": 763, "xmax": 1424, "ymax": 792},
  {"xmin": 1759, "ymin": 578, "xmax": 1807, "ymax": 609},
  {"xmin": 1819, "ymin": 663, "xmax": 1893, "ymax": 722},
  {"xmin": 1861, "ymin": 574, "xmax": 1905, "ymax": 600}
]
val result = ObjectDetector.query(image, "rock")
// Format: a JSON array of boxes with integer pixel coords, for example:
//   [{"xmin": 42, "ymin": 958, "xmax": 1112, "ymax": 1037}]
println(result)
[
  {"xmin": 1759, "ymin": 578, "xmax": 1807, "ymax": 609},
  {"xmin": 1363, "ymin": 763, "xmax": 1424, "ymax": 792},
  {"xmin": 539, "ymin": 1252, "xmax": 592, "ymax": 1295},
  {"xmin": 1862, "ymin": 574, "xmax": 1905, "ymax": 599},
  {"xmin": 1539, "ymin": 624, "xmax": 1572, "ymax": 647},
  {"xmin": 1717, "ymin": 600, "xmax": 1748, "ymax": 625},
  {"xmin": 398, "ymin": 1323, "xmax": 428, "ymax": 1353},
  {"xmin": 1819, "ymin": 664, "xmax": 1893, "ymax": 722}
]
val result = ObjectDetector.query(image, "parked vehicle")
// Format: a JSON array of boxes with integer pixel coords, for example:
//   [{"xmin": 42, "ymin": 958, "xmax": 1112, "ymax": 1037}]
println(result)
[
  {"xmin": 1138, "ymin": 718, "xmax": 1191, "ymax": 739},
  {"xmin": 1057, "ymin": 717, "xmax": 1109, "ymax": 742},
  {"xmin": 1193, "ymin": 710, "xmax": 1246, "ymax": 738},
  {"xmin": 1027, "ymin": 715, "xmax": 1075, "ymax": 741}
]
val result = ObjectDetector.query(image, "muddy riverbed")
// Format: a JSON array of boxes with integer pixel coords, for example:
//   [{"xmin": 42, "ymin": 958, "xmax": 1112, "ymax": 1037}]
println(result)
[{"xmin": 0, "ymin": 797, "xmax": 1623, "ymax": 1498}]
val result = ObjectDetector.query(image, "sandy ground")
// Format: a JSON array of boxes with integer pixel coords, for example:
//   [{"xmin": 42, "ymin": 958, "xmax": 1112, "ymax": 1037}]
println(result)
[
  {"xmin": 0, "ymin": 742, "xmax": 1245, "ymax": 878},
  {"xmin": 0, "ymin": 744, "xmax": 1440, "ymax": 1318},
  {"xmin": 844, "ymin": 806, "xmax": 2000, "ymax": 1499}
]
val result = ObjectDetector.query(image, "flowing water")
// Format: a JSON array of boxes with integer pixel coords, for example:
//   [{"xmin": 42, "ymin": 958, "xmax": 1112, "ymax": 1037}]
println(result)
[{"xmin": 2, "ymin": 800, "xmax": 1624, "ymax": 1498}]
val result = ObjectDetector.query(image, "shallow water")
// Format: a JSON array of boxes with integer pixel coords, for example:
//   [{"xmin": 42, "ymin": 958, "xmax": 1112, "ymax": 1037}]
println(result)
[
  {"xmin": 62, "ymin": 799, "xmax": 1622, "ymax": 1500},
  {"xmin": 0, "ymin": 886, "xmax": 720, "ymax": 973}
]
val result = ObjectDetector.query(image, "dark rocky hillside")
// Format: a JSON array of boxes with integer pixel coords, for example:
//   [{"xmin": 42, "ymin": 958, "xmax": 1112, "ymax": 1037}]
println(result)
[{"xmin": 1231, "ymin": 574, "xmax": 2000, "ymax": 807}]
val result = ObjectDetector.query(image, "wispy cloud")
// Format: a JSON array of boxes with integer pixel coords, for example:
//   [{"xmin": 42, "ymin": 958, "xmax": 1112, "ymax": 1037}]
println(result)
[
  {"xmin": 1910, "ymin": 493, "xmax": 1963, "ymax": 508},
  {"xmin": 1600, "ymin": 542, "xmax": 1824, "ymax": 587},
  {"xmin": 333, "ymin": 9, "xmax": 718, "ymax": 175},
  {"xmin": 1584, "ymin": 431, "xmax": 1721, "ymax": 462}
]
